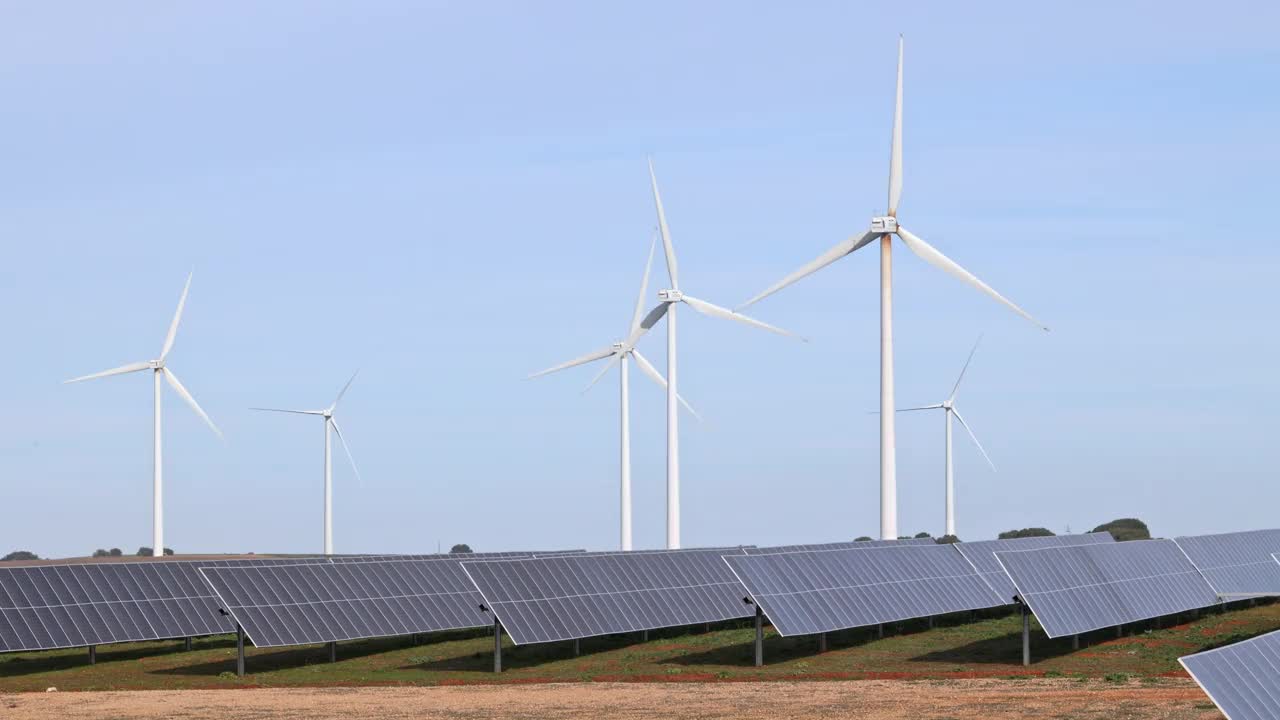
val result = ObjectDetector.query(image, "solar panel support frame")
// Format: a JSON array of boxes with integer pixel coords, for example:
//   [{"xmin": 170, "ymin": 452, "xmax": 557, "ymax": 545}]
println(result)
[
  {"xmin": 327, "ymin": 641, "xmax": 337, "ymax": 663},
  {"xmin": 88, "ymin": 645, "xmax": 96, "ymax": 665}
]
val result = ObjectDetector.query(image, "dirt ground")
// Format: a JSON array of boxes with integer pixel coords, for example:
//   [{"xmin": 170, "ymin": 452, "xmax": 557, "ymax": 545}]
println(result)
[{"xmin": 0, "ymin": 679, "xmax": 1220, "ymax": 720}]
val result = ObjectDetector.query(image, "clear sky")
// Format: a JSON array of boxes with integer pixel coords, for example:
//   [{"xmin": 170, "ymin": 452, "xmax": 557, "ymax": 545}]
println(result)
[{"xmin": 2, "ymin": 2, "xmax": 1278, "ymax": 558}]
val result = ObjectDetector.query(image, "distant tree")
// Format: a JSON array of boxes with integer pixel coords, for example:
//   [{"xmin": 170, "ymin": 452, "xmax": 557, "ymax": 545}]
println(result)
[
  {"xmin": 998, "ymin": 528, "xmax": 1055, "ymax": 539},
  {"xmin": 450, "ymin": 544, "xmax": 473, "ymax": 554},
  {"xmin": 854, "ymin": 536, "xmax": 873, "ymax": 542},
  {"xmin": 109, "ymin": 548, "xmax": 123, "ymax": 557},
  {"xmin": 913, "ymin": 532, "xmax": 932, "ymax": 539},
  {"xmin": 92, "ymin": 549, "xmax": 110, "ymax": 558},
  {"xmin": 935, "ymin": 535, "xmax": 961, "ymax": 544},
  {"xmin": 1, "ymin": 551, "xmax": 38, "ymax": 562},
  {"xmin": 137, "ymin": 547, "xmax": 175, "ymax": 557},
  {"xmin": 1092, "ymin": 518, "xmax": 1150, "ymax": 542}
]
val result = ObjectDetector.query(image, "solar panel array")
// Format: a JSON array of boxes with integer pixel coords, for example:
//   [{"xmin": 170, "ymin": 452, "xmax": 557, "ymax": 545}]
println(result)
[
  {"xmin": 995, "ymin": 539, "xmax": 1220, "ymax": 638},
  {"xmin": 0, "ymin": 558, "xmax": 327, "ymax": 653},
  {"xmin": 953, "ymin": 533, "xmax": 1116, "ymax": 603},
  {"xmin": 724, "ymin": 544, "xmax": 1006, "ymax": 637},
  {"xmin": 1180, "ymin": 627, "xmax": 1280, "ymax": 720},
  {"xmin": 461, "ymin": 548, "xmax": 753, "ymax": 645},
  {"xmin": 330, "ymin": 551, "xmax": 552, "ymax": 563},
  {"xmin": 1174, "ymin": 529, "xmax": 1280, "ymax": 598},
  {"xmin": 744, "ymin": 538, "xmax": 935, "ymax": 554},
  {"xmin": 201, "ymin": 558, "xmax": 496, "ymax": 648}
]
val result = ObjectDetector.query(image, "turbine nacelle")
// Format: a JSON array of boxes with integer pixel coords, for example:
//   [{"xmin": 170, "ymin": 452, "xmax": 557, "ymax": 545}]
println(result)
[
  {"xmin": 149, "ymin": 359, "xmax": 164, "ymax": 370},
  {"xmin": 658, "ymin": 289, "xmax": 683, "ymax": 303},
  {"xmin": 870, "ymin": 216, "xmax": 898, "ymax": 234},
  {"xmin": 611, "ymin": 341, "xmax": 626, "ymax": 352}
]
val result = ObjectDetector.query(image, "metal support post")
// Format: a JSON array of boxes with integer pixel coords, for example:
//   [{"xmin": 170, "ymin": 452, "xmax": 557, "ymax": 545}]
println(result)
[
  {"xmin": 1021, "ymin": 606, "xmax": 1030, "ymax": 667},
  {"xmin": 754, "ymin": 607, "xmax": 764, "ymax": 667},
  {"xmin": 328, "ymin": 641, "xmax": 337, "ymax": 663},
  {"xmin": 236, "ymin": 625, "xmax": 246, "ymax": 677},
  {"xmin": 1116, "ymin": 624, "xmax": 1123, "ymax": 638},
  {"xmin": 1072, "ymin": 634, "xmax": 1079, "ymax": 650},
  {"xmin": 573, "ymin": 638, "xmax": 580, "ymax": 657},
  {"xmin": 184, "ymin": 637, "xmax": 192, "ymax": 652},
  {"xmin": 88, "ymin": 645, "xmax": 96, "ymax": 665},
  {"xmin": 927, "ymin": 615, "xmax": 934, "ymax": 630},
  {"xmin": 877, "ymin": 623, "xmax": 884, "ymax": 639},
  {"xmin": 817, "ymin": 633, "xmax": 827, "ymax": 653},
  {"xmin": 494, "ymin": 618, "xmax": 503, "ymax": 673}
]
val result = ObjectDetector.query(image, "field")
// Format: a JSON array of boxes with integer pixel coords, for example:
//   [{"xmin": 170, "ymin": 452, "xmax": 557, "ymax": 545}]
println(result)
[{"xmin": 3, "ymin": 602, "xmax": 1274, "ymax": 718}]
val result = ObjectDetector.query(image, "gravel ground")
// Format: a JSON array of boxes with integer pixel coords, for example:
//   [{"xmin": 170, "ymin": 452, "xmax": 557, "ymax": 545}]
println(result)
[{"xmin": 0, "ymin": 678, "xmax": 1220, "ymax": 719}]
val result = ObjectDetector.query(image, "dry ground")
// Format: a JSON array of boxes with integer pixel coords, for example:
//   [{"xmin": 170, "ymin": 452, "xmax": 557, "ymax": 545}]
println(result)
[{"xmin": 0, "ymin": 679, "xmax": 1221, "ymax": 719}]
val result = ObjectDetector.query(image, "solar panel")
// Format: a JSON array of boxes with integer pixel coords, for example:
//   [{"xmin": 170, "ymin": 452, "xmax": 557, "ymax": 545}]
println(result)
[
  {"xmin": 1180, "ymin": 627, "xmax": 1280, "ymax": 720},
  {"xmin": 954, "ymin": 533, "xmax": 1116, "ymax": 603},
  {"xmin": 995, "ymin": 539, "xmax": 1220, "ymax": 638},
  {"xmin": 461, "ymin": 548, "xmax": 754, "ymax": 645},
  {"xmin": 534, "ymin": 546, "xmax": 749, "ymax": 558},
  {"xmin": 1174, "ymin": 529, "xmax": 1280, "ymax": 598},
  {"xmin": 744, "ymin": 538, "xmax": 935, "ymax": 554},
  {"xmin": 724, "ymin": 544, "xmax": 1006, "ymax": 637},
  {"xmin": 201, "ymin": 558, "xmax": 493, "ymax": 648},
  {"xmin": 0, "ymin": 558, "xmax": 328, "ymax": 653}
]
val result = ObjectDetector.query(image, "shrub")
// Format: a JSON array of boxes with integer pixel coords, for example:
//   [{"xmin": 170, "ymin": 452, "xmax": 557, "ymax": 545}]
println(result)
[
  {"xmin": 1091, "ymin": 518, "xmax": 1150, "ymax": 542},
  {"xmin": 450, "ymin": 544, "xmax": 473, "ymax": 554},
  {"xmin": 1, "ymin": 551, "xmax": 38, "ymax": 562},
  {"xmin": 998, "ymin": 528, "xmax": 1055, "ymax": 539}
]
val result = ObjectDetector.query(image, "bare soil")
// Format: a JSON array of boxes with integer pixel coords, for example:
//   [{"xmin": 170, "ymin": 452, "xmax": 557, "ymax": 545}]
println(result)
[{"xmin": 0, "ymin": 679, "xmax": 1220, "ymax": 719}]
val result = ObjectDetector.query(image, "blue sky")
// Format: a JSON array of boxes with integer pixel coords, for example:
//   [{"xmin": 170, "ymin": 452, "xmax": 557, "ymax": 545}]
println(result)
[{"xmin": 2, "ymin": 2, "xmax": 1278, "ymax": 558}]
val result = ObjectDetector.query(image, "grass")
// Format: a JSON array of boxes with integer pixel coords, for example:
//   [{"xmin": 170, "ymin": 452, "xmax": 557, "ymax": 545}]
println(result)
[{"xmin": 0, "ymin": 602, "xmax": 1276, "ymax": 692}]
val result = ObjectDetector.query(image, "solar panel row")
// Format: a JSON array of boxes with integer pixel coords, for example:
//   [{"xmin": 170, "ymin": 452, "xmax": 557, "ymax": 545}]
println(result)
[
  {"xmin": 743, "ymin": 538, "xmax": 934, "ymax": 555},
  {"xmin": 201, "ymin": 559, "xmax": 493, "ymax": 648},
  {"xmin": 995, "ymin": 539, "xmax": 1220, "ymax": 638},
  {"xmin": 725, "ymin": 544, "xmax": 1006, "ymax": 637},
  {"xmin": 1174, "ymin": 529, "xmax": 1280, "ymax": 598},
  {"xmin": 1180, "ymin": 626, "xmax": 1280, "ymax": 720},
  {"xmin": 462, "ymin": 548, "xmax": 754, "ymax": 645},
  {"xmin": 0, "ymin": 558, "xmax": 328, "ymax": 653},
  {"xmin": 953, "ymin": 532, "xmax": 1115, "ymax": 603}
]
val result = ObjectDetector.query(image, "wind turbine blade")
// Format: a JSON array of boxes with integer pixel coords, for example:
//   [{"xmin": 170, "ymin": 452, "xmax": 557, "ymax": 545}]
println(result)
[
  {"xmin": 888, "ymin": 35, "xmax": 904, "ymax": 215},
  {"xmin": 738, "ymin": 231, "xmax": 878, "ymax": 309},
  {"xmin": 631, "ymin": 349, "xmax": 700, "ymax": 421},
  {"xmin": 163, "ymin": 369, "xmax": 223, "ymax": 439},
  {"xmin": 952, "ymin": 409, "xmax": 996, "ymax": 472},
  {"xmin": 948, "ymin": 334, "xmax": 984, "ymax": 402},
  {"xmin": 900, "ymin": 404, "xmax": 945, "ymax": 412},
  {"xmin": 330, "ymin": 371, "xmax": 359, "ymax": 413},
  {"xmin": 250, "ymin": 407, "xmax": 326, "ymax": 416},
  {"xmin": 582, "ymin": 352, "xmax": 621, "ymax": 394},
  {"xmin": 681, "ymin": 295, "xmax": 806, "ymax": 341},
  {"xmin": 648, "ymin": 158, "xmax": 679, "ymax": 290},
  {"xmin": 160, "ymin": 272, "xmax": 193, "ymax": 360},
  {"xmin": 330, "ymin": 417, "xmax": 363, "ymax": 483},
  {"xmin": 64, "ymin": 360, "xmax": 152, "ymax": 384},
  {"xmin": 896, "ymin": 226, "xmax": 1048, "ymax": 331},
  {"xmin": 623, "ymin": 303, "xmax": 670, "ymax": 348},
  {"xmin": 528, "ymin": 346, "xmax": 616, "ymax": 379},
  {"xmin": 629, "ymin": 232, "xmax": 658, "ymax": 337}
]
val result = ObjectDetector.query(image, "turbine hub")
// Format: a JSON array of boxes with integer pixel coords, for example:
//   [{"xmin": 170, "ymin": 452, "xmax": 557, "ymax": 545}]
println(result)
[
  {"xmin": 942, "ymin": 400, "xmax": 953, "ymax": 410},
  {"xmin": 611, "ymin": 341, "xmax": 625, "ymax": 351},
  {"xmin": 870, "ymin": 216, "xmax": 898, "ymax": 234},
  {"xmin": 149, "ymin": 359, "xmax": 164, "ymax": 370},
  {"xmin": 658, "ymin": 289, "xmax": 683, "ymax": 303}
]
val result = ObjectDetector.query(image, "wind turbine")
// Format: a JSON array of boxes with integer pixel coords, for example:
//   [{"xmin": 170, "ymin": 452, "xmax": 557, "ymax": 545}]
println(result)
[
  {"xmin": 252, "ymin": 373, "xmax": 362, "ymax": 556},
  {"xmin": 739, "ymin": 36, "xmax": 1046, "ymax": 540},
  {"xmin": 897, "ymin": 336, "xmax": 995, "ymax": 538},
  {"xmin": 528, "ymin": 234, "xmax": 697, "ymax": 551},
  {"xmin": 641, "ymin": 159, "xmax": 804, "ymax": 549},
  {"xmin": 65, "ymin": 272, "xmax": 222, "ymax": 558}
]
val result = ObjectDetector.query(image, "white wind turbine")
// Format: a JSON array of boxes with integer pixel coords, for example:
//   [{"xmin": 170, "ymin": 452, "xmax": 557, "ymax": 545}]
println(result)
[
  {"xmin": 896, "ymin": 336, "xmax": 995, "ymax": 538},
  {"xmin": 528, "ymin": 234, "xmax": 697, "ymax": 551},
  {"xmin": 740, "ymin": 36, "xmax": 1046, "ymax": 540},
  {"xmin": 65, "ymin": 272, "xmax": 222, "ymax": 558},
  {"xmin": 641, "ymin": 159, "xmax": 804, "ymax": 549},
  {"xmin": 252, "ymin": 373, "xmax": 362, "ymax": 556}
]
